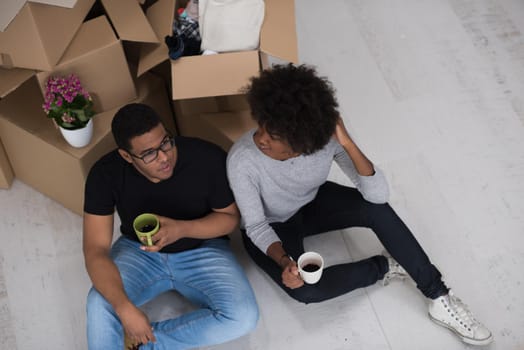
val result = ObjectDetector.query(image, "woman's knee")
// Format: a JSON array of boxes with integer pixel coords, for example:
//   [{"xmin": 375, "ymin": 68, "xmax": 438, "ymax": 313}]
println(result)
[
  {"xmin": 363, "ymin": 202, "xmax": 397, "ymax": 224},
  {"xmin": 364, "ymin": 200, "xmax": 391, "ymax": 213},
  {"xmin": 287, "ymin": 287, "xmax": 322, "ymax": 304}
]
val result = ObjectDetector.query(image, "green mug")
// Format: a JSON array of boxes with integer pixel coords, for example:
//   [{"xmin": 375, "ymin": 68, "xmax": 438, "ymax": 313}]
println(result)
[{"xmin": 133, "ymin": 213, "xmax": 159, "ymax": 246}]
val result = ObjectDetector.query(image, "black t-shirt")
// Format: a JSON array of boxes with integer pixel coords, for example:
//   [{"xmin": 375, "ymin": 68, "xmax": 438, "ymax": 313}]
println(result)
[{"xmin": 84, "ymin": 136, "xmax": 234, "ymax": 253}]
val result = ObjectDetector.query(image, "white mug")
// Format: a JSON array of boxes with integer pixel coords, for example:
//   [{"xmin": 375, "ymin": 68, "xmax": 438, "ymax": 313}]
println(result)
[{"xmin": 297, "ymin": 251, "xmax": 324, "ymax": 284}]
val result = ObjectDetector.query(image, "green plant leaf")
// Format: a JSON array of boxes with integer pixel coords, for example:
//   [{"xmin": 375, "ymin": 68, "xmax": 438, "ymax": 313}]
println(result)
[
  {"xmin": 48, "ymin": 110, "xmax": 61, "ymax": 119},
  {"xmin": 73, "ymin": 109, "xmax": 87, "ymax": 122}
]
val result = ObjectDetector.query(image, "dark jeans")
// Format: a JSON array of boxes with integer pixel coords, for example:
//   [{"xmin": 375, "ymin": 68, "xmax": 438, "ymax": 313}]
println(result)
[{"xmin": 242, "ymin": 181, "xmax": 448, "ymax": 304}]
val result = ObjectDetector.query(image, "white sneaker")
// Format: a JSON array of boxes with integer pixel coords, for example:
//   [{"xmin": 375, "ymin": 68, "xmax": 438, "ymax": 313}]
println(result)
[
  {"xmin": 382, "ymin": 252, "xmax": 409, "ymax": 286},
  {"xmin": 428, "ymin": 290, "xmax": 493, "ymax": 346}
]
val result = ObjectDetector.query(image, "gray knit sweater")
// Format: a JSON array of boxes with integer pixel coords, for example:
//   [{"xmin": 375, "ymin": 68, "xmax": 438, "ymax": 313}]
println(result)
[{"xmin": 226, "ymin": 129, "xmax": 390, "ymax": 254}]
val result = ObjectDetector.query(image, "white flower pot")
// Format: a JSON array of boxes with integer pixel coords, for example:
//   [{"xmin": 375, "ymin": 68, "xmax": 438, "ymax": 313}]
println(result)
[{"xmin": 59, "ymin": 119, "xmax": 93, "ymax": 148}]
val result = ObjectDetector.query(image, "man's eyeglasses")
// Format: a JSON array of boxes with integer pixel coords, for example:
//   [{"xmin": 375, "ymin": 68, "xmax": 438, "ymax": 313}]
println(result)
[{"xmin": 127, "ymin": 136, "xmax": 175, "ymax": 164}]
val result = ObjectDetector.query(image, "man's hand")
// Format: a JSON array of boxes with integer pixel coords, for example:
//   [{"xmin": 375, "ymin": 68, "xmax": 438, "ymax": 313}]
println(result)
[
  {"xmin": 281, "ymin": 258, "xmax": 304, "ymax": 289},
  {"xmin": 140, "ymin": 216, "xmax": 184, "ymax": 252},
  {"xmin": 117, "ymin": 303, "xmax": 156, "ymax": 346}
]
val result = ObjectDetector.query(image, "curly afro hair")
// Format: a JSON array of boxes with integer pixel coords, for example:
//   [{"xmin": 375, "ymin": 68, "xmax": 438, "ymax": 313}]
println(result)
[{"xmin": 245, "ymin": 63, "xmax": 339, "ymax": 155}]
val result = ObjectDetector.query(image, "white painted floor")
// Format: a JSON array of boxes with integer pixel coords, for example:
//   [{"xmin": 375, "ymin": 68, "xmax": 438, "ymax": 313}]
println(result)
[{"xmin": 1, "ymin": 0, "xmax": 524, "ymax": 349}]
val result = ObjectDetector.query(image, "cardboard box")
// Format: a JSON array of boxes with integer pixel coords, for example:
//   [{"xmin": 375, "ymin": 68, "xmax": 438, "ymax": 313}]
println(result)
[
  {"xmin": 173, "ymin": 95, "xmax": 255, "ymax": 151},
  {"xmin": 0, "ymin": 67, "xmax": 35, "ymax": 98},
  {"xmin": 0, "ymin": 0, "xmax": 95, "ymax": 70},
  {"xmin": 198, "ymin": 110, "xmax": 256, "ymax": 151},
  {"xmin": 100, "ymin": 0, "xmax": 158, "ymax": 43},
  {"xmin": 138, "ymin": 0, "xmax": 298, "ymax": 100},
  {"xmin": 137, "ymin": 0, "xmax": 175, "ymax": 76},
  {"xmin": 170, "ymin": 51, "xmax": 260, "ymax": 100},
  {"xmin": 137, "ymin": 72, "xmax": 177, "ymax": 135},
  {"xmin": 0, "ymin": 0, "xmax": 78, "ymax": 33},
  {"xmin": 172, "ymin": 96, "xmax": 220, "ymax": 138},
  {"xmin": 0, "ymin": 72, "xmax": 175, "ymax": 215},
  {"xmin": 0, "ymin": 0, "xmax": 27, "ymax": 33},
  {"xmin": 215, "ymin": 94, "xmax": 251, "ymax": 112},
  {"xmin": 31, "ymin": 0, "xmax": 78, "ymax": 6},
  {"xmin": 0, "ymin": 140, "xmax": 14, "ymax": 189},
  {"xmin": 0, "ymin": 77, "xmax": 116, "ymax": 214},
  {"xmin": 36, "ymin": 15, "xmax": 137, "ymax": 113}
]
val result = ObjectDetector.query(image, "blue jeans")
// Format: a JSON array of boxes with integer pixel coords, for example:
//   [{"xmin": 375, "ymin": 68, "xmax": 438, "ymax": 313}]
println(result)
[{"xmin": 86, "ymin": 237, "xmax": 259, "ymax": 350}]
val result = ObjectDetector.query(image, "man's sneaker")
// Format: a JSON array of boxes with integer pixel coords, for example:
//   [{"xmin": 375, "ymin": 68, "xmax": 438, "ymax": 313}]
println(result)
[
  {"xmin": 428, "ymin": 290, "xmax": 493, "ymax": 346},
  {"xmin": 382, "ymin": 251, "xmax": 409, "ymax": 286}
]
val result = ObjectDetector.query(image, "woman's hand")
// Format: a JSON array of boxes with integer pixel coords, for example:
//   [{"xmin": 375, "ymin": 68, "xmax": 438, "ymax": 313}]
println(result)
[
  {"xmin": 333, "ymin": 116, "xmax": 353, "ymax": 147},
  {"xmin": 333, "ymin": 116, "xmax": 375, "ymax": 176},
  {"xmin": 281, "ymin": 257, "xmax": 304, "ymax": 289}
]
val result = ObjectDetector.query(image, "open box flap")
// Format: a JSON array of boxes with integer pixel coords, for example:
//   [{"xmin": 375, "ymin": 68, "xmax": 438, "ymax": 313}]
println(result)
[
  {"xmin": 30, "ymin": 0, "xmax": 77, "ymax": 7},
  {"xmin": 36, "ymin": 15, "xmax": 138, "ymax": 113},
  {"xmin": 0, "ymin": 0, "xmax": 75, "ymax": 32},
  {"xmin": 0, "ymin": 78, "xmax": 50, "ymax": 135},
  {"xmin": 30, "ymin": 0, "xmax": 95, "ymax": 67},
  {"xmin": 0, "ymin": 67, "xmax": 36, "ymax": 98},
  {"xmin": 0, "ymin": 0, "xmax": 25, "ymax": 32},
  {"xmin": 259, "ymin": 0, "xmax": 298, "ymax": 64},
  {"xmin": 0, "ymin": 4, "xmax": 49, "ymax": 70},
  {"xmin": 0, "ymin": 139, "xmax": 14, "ymax": 189},
  {"xmin": 101, "ymin": 0, "xmax": 158, "ymax": 43},
  {"xmin": 137, "ymin": 0, "xmax": 174, "ymax": 76},
  {"xmin": 56, "ymin": 15, "xmax": 116, "ymax": 63},
  {"xmin": 171, "ymin": 51, "xmax": 260, "ymax": 100},
  {"xmin": 0, "ymin": 77, "xmax": 112, "ymax": 159},
  {"xmin": 0, "ymin": 0, "xmax": 94, "ymax": 70}
]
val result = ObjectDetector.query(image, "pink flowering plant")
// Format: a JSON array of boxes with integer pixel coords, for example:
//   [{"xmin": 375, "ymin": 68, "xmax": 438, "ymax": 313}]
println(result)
[{"xmin": 42, "ymin": 74, "xmax": 95, "ymax": 130}]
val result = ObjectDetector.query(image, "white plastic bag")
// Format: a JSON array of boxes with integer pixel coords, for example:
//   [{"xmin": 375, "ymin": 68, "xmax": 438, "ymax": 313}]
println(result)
[{"xmin": 200, "ymin": 0, "xmax": 265, "ymax": 53}]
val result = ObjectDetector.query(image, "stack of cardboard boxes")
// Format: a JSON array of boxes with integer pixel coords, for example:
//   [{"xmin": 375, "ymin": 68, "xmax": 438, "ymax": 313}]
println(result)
[{"xmin": 0, "ymin": 0, "xmax": 297, "ymax": 215}]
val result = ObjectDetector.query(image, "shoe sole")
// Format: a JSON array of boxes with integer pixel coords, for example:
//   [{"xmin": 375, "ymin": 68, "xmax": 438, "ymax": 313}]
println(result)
[
  {"xmin": 382, "ymin": 274, "xmax": 407, "ymax": 286},
  {"xmin": 428, "ymin": 313, "xmax": 494, "ymax": 346}
]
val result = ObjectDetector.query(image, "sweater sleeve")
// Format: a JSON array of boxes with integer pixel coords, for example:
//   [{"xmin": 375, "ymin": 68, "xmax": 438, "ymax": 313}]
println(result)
[
  {"xmin": 333, "ymin": 142, "xmax": 390, "ymax": 203},
  {"xmin": 227, "ymin": 150, "xmax": 281, "ymax": 254}
]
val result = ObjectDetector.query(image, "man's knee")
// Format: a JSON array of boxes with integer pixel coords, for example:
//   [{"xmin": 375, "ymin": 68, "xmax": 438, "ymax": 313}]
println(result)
[
  {"xmin": 236, "ymin": 301, "xmax": 259, "ymax": 335},
  {"xmin": 87, "ymin": 287, "xmax": 105, "ymax": 310},
  {"xmin": 219, "ymin": 298, "xmax": 259, "ymax": 338},
  {"xmin": 86, "ymin": 287, "xmax": 115, "ymax": 319}
]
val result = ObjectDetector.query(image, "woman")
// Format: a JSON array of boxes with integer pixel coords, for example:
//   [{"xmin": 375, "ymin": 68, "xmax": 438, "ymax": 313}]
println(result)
[{"xmin": 227, "ymin": 64, "xmax": 492, "ymax": 346}]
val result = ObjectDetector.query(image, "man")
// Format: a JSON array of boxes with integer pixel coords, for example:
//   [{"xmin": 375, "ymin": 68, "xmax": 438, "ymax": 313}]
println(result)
[
  {"xmin": 226, "ymin": 64, "xmax": 493, "ymax": 346},
  {"xmin": 83, "ymin": 103, "xmax": 258, "ymax": 350}
]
